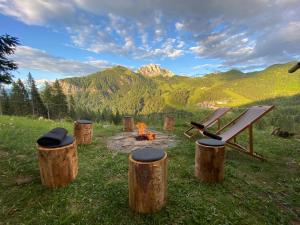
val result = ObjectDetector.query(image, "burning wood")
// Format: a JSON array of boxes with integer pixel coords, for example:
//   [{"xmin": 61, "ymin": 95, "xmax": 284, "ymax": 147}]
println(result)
[{"xmin": 136, "ymin": 122, "xmax": 156, "ymax": 141}]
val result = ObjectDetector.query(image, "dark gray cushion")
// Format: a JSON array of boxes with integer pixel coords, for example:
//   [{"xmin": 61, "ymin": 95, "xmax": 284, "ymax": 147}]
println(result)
[
  {"xmin": 37, "ymin": 127, "xmax": 67, "ymax": 147},
  {"xmin": 41, "ymin": 135, "xmax": 74, "ymax": 148},
  {"xmin": 77, "ymin": 119, "xmax": 92, "ymax": 124},
  {"xmin": 197, "ymin": 139, "xmax": 225, "ymax": 147},
  {"xmin": 132, "ymin": 148, "xmax": 165, "ymax": 162}
]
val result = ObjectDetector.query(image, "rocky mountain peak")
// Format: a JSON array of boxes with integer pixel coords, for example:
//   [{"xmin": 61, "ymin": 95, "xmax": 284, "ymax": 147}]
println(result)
[{"xmin": 137, "ymin": 64, "xmax": 174, "ymax": 77}]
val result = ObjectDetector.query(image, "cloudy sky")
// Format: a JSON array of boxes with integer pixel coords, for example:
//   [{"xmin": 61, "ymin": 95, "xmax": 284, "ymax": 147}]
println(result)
[{"xmin": 0, "ymin": 0, "xmax": 300, "ymax": 81}]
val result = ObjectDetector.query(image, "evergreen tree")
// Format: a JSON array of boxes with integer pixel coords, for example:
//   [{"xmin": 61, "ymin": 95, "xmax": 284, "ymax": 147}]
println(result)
[
  {"xmin": 113, "ymin": 109, "xmax": 122, "ymax": 124},
  {"xmin": 41, "ymin": 82, "xmax": 54, "ymax": 119},
  {"xmin": 101, "ymin": 107, "xmax": 114, "ymax": 122},
  {"xmin": 0, "ymin": 34, "xmax": 19, "ymax": 84},
  {"xmin": 52, "ymin": 79, "xmax": 68, "ymax": 119},
  {"xmin": 10, "ymin": 82, "xmax": 21, "ymax": 115},
  {"xmin": 68, "ymin": 95, "xmax": 76, "ymax": 118},
  {"xmin": 26, "ymin": 73, "xmax": 47, "ymax": 117},
  {"xmin": 10, "ymin": 79, "xmax": 30, "ymax": 115},
  {"xmin": 0, "ymin": 87, "xmax": 10, "ymax": 115}
]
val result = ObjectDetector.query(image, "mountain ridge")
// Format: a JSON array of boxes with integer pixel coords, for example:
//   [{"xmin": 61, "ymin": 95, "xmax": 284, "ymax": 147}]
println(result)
[
  {"xmin": 137, "ymin": 64, "xmax": 175, "ymax": 77},
  {"xmin": 60, "ymin": 61, "xmax": 300, "ymax": 114}
]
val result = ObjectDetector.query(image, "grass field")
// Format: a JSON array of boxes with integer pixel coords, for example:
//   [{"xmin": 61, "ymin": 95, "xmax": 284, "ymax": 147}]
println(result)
[{"xmin": 0, "ymin": 115, "xmax": 299, "ymax": 225}]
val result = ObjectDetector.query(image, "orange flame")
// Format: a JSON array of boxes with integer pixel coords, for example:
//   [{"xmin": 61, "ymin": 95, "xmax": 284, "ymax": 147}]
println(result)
[
  {"xmin": 147, "ymin": 132, "xmax": 156, "ymax": 140},
  {"xmin": 136, "ymin": 122, "xmax": 156, "ymax": 140},
  {"xmin": 136, "ymin": 122, "xmax": 147, "ymax": 136}
]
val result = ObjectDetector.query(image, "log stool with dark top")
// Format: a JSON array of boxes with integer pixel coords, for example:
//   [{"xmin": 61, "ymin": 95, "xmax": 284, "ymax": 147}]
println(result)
[
  {"xmin": 128, "ymin": 148, "xmax": 167, "ymax": 214},
  {"xmin": 195, "ymin": 139, "xmax": 225, "ymax": 183},
  {"xmin": 123, "ymin": 116, "xmax": 134, "ymax": 132},
  {"xmin": 163, "ymin": 115, "xmax": 175, "ymax": 131},
  {"xmin": 37, "ymin": 136, "xmax": 78, "ymax": 188},
  {"xmin": 74, "ymin": 119, "xmax": 93, "ymax": 144}
]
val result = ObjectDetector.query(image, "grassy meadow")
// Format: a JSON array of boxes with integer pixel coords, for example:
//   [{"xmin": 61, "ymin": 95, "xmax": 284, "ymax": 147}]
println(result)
[{"xmin": 0, "ymin": 115, "xmax": 299, "ymax": 225}]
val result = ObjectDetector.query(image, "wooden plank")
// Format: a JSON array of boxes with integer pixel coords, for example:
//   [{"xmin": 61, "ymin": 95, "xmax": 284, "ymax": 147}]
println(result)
[
  {"xmin": 248, "ymin": 124, "xmax": 253, "ymax": 154},
  {"xmin": 226, "ymin": 142, "xmax": 266, "ymax": 161}
]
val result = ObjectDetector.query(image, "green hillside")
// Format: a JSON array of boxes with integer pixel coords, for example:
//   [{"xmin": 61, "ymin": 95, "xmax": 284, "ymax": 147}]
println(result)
[{"xmin": 60, "ymin": 62, "xmax": 300, "ymax": 115}]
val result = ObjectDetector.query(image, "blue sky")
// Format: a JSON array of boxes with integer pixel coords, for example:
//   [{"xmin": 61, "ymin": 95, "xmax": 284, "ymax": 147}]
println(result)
[{"xmin": 0, "ymin": 0, "xmax": 299, "ymax": 83}]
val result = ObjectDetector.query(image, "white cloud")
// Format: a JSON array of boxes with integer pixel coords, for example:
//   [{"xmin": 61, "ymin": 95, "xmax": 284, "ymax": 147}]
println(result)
[
  {"xmin": 1, "ymin": 0, "xmax": 300, "ymax": 69},
  {"xmin": 192, "ymin": 64, "xmax": 223, "ymax": 70},
  {"xmin": 11, "ymin": 46, "xmax": 113, "ymax": 76},
  {"xmin": 0, "ymin": 0, "xmax": 75, "ymax": 25},
  {"xmin": 175, "ymin": 22, "xmax": 184, "ymax": 31},
  {"xmin": 35, "ymin": 79, "xmax": 54, "ymax": 86}
]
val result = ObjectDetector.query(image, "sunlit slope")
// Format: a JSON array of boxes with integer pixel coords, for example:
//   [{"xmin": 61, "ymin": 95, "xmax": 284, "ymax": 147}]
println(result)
[{"xmin": 60, "ymin": 62, "xmax": 300, "ymax": 114}]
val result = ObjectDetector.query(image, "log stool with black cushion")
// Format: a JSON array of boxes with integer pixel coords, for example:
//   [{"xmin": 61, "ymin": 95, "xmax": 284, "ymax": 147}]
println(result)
[
  {"xmin": 128, "ymin": 148, "xmax": 167, "ymax": 213},
  {"xmin": 195, "ymin": 139, "xmax": 225, "ymax": 183},
  {"xmin": 37, "ymin": 128, "xmax": 78, "ymax": 188},
  {"xmin": 74, "ymin": 119, "xmax": 93, "ymax": 144},
  {"xmin": 123, "ymin": 116, "xmax": 134, "ymax": 132}
]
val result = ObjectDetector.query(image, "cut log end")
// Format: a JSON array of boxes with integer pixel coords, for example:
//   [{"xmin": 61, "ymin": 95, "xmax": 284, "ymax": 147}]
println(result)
[
  {"xmin": 195, "ymin": 142, "xmax": 225, "ymax": 183},
  {"xmin": 74, "ymin": 122, "xmax": 93, "ymax": 144},
  {"xmin": 37, "ymin": 141, "xmax": 78, "ymax": 188},
  {"xmin": 123, "ymin": 116, "xmax": 135, "ymax": 132},
  {"xmin": 128, "ymin": 154, "xmax": 167, "ymax": 213},
  {"xmin": 163, "ymin": 116, "xmax": 175, "ymax": 131}
]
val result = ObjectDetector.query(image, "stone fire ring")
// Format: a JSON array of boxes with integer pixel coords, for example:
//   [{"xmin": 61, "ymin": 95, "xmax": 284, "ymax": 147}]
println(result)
[{"xmin": 107, "ymin": 130, "xmax": 177, "ymax": 153}]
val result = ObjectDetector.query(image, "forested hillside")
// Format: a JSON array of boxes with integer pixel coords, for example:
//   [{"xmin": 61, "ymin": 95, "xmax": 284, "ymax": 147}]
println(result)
[{"xmin": 60, "ymin": 62, "xmax": 300, "ymax": 115}]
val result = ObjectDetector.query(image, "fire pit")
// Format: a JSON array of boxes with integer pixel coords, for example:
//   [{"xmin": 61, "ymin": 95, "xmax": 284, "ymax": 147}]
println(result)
[
  {"xmin": 106, "ymin": 126, "xmax": 177, "ymax": 153},
  {"xmin": 135, "ymin": 122, "xmax": 156, "ymax": 141}
]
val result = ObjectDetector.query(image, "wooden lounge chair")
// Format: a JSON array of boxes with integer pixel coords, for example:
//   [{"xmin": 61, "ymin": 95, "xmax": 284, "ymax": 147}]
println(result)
[
  {"xmin": 184, "ymin": 107, "xmax": 231, "ymax": 138},
  {"xmin": 201, "ymin": 105, "xmax": 274, "ymax": 160}
]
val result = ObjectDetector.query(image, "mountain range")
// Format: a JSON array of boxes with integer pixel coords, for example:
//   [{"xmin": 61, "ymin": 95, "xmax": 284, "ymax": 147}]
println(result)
[{"xmin": 60, "ymin": 62, "xmax": 300, "ymax": 114}]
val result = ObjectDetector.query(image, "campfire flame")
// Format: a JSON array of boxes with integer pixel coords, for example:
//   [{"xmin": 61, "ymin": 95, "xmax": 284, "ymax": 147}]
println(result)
[
  {"xmin": 136, "ymin": 122, "xmax": 156, "ymax": 140},
  {"xmin": 136, "ymin": 122, "xmax": 147, "ymax": 136}
]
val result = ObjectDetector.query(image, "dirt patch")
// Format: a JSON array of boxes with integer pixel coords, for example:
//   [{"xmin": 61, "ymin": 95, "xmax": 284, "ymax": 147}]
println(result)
[{"xmin": 15, "ymin": 175, "xmax": 35, "ymax": 185}]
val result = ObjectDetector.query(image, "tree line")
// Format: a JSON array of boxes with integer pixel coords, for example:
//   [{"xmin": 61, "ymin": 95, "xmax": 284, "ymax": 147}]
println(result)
[
  {"xmin": 0, "ymin": 73, "xmax": 123, "ymax": 124},
  {"xmin": 0, "ymin": 34, "xmax": 122, "ymax": 124},
  {"xmin": 0, "ymin": 73, "xmax": 67, "ymax": 119}
]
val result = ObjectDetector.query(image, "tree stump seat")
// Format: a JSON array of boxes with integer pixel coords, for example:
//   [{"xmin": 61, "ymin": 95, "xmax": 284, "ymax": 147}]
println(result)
[
  {"xmin": 195, "ymin": 139, "xmax": 225, "ymax": 183},
  {"xmin": 163, "ymin": 115, "xmax": 175, "ymax": 131},
  {"xmin": 128, "ymin": 148, "xmax": 167, "ymax": 214},
  {"xmin": 74, "ymin": 119, "xmax": 93, "ymax": 144},
  {"xmin": 123, "ymin": 116, "xmax": 134, "ymax": 132},
  {"xmin": 37, "ymin": 136, "xmax": 78, "ymax": 188}
]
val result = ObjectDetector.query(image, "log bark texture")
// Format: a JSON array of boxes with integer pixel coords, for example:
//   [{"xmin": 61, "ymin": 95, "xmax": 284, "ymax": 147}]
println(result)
[
  {"xmin": 74, "ymin": 122, "xmax": 93, "ymax": 144},
  {"xmin": 128, "ymin": 154, "xmax": 167, "ymax": 213},
  {"xmin": 195, "ymin": 142, "xmax": 225, "ymax": 183},
  {"xmin": 37, "ymin": 141, "xmax": 78, "ymax": 188},
  {"xmin": 163, "ymin": 116, "xmax": 175, "ymax": 131},
  {"xmin": 123, "ymin": 116, "xmax": 135, "ymax": 132}
]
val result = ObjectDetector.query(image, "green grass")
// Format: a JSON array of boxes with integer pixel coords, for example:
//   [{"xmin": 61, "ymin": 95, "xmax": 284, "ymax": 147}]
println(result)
[{"xmin": 0, "ymin": 115, "xmax": 299, "ymax": 225}]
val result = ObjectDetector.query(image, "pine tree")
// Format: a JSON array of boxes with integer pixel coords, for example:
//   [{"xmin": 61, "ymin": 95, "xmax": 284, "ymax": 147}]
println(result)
[
  {"xmin": 10, "ymin": 79, "xmax": 30, "ymax": 116},
  {"xmin": 0, "ymin": 34, "xmax": 19, "ymax": 84},
  {"xmin": 113, "ymin": 109, "xmax": 122, "ymax": 124},
  {"xmin": 41, "ymin": 82, "xmax": 54, "ymax": 119},
  {"xmin": 101, "ymin": 107, "xmax": 113, "ymax": 122},
  {"xmin": 17, "ymin": 79, "xmax": 31, "ymax": 115},
  {"xmin": 68, "ymin": 95, "xmax": 76, "ymax": 119},
  {"xmin": 52, "ymin": 79, "xmax": 68, "ymax": 119},
  {"xmin": 0, "ymin": 86, "xmax": 10, "ymax": 115},
  {"xmin": 26, "ymin": 73, "xmax": 47, "ymax": 117}
]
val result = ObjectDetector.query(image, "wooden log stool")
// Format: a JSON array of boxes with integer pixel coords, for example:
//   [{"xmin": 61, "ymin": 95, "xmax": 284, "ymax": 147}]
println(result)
[
  {"xmin": 128, "ymin": 148, "xmax": 167, "ymax": 213},
  {"xmin": 123, "ymin": 116, "xmax": 134, "ymax": 132},
  {"xmin": 163, "ymin": 115, "xmax": 175, "ymax": 131},
  {"xmin": 37, "ymin": 136, "xmax": 78, "ymax": 188},
  {"xmin": 74, "ymin": 119, "xmax": 93, "ymax": 144},
  {"xmin": 195, "ymin": 139, "xmax": 225, "ymax": 183}
]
